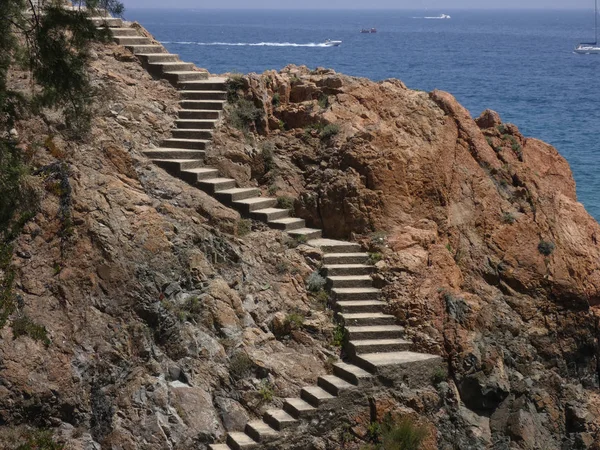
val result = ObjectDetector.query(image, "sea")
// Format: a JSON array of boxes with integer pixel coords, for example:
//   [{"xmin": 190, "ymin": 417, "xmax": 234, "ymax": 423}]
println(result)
[{"xmin": 124, "ymin": 8, "xmax": 600, "ymax": 222}]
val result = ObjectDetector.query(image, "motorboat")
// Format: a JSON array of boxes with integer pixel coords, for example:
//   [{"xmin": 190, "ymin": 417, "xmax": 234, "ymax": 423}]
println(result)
[
  {"xmin": 323, "ymin": 39, "xmax": 342, "ymax": 47},
  {"xmin": 425, "ymin": 13, "xmax": 451, "ymax": 19},
  {"xmin": 575, "ymin": 0, "xmax": 600, "ymax": 53},
  {"xmin": 360, "ymin": 28, "xmax": 377, "ymax": 33}
]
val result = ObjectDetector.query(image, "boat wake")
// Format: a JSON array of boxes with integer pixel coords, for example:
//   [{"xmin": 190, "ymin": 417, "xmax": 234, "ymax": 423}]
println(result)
[{"xmin": 161, "ymin": 41, "xmax": 332, "ymax": 47}]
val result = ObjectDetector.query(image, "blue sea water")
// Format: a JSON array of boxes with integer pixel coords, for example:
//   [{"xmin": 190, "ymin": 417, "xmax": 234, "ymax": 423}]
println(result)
[{"xmin": 124, "ymin": 8, "xmax": 600, "ymax": 222}]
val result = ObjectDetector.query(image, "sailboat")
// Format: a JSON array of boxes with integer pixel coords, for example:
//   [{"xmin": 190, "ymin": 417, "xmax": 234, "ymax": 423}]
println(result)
[{"xmin": 575, "ymin": 0, "xmax": 600, "ymax": 54}]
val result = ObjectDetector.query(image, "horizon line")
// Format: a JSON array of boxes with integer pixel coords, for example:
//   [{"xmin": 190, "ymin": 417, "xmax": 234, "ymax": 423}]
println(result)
[{"xmin": 123, "ymin": 7, "xmax": 594, "ymax": 10}]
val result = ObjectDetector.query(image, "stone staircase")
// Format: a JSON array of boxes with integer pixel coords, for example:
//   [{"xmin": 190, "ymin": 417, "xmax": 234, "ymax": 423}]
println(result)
[{"xmin": 92, "ymin": 14, "xmax": 444, "ymax": 450}]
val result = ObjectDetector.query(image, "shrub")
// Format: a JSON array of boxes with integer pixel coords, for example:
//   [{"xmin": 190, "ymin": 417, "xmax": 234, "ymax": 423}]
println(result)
[
  {"xmin": 502, "ymin": 212, "xmax": 515, "ymax": 224},
  {"xmin": 284, "ymin": 312, "xmax": 304, "ymax": 330},
  {"xmin": 306, "ymin": 271, "xmax": 326, "ymax": 292},
  {"xmin": 313, "ymin": 288, "xmax": 329, "ymax": 305},
  {"xmin": 331, "ymin": 324, "xmax": 347, "ymax": 347},
  {"xmin": 236, "ymin": 219, "xmax": 252, "ymax": 237},
  {"xmin": 275, "ymin": 261, "xmax": 289, "ymax": 274},
  {"xmin": 267, "ymin": 184, "xmax": 278, "ymax": 196},
  {"xmin": 318, "ymin": 94, "xmax": 329, "ymax": 109},
  {"xmin": 229, "ymin": 99, "xmax": 262, "ymax": 131},
  {"xmin": 258, "ymin": 380, "xmax": 274, "ymax": 402},
  {"xmin": 12, "ymin": 315, "xmax": 50, "ymax": 346},
  {"xmin": 538, "ymin": 240, "xmax": 555, "ymax": 256},
  {"xmin": 496, "ymin": 124, "xmax": 507, "ymax": 134},
  {"xmin": 380, "ymin": 417, "xmax": 429, "ymax": 450},
  {"xmin": 16, "ymin": 429, "xmax": 64, "ymax": 450},
  {"xmin": 368, "ymin": 252, "xmax": 383, "ymax": 265},
  {"xmin": 271, "ymin": 93, "xmax": 280, "ymax": 106},
  {"xmin": 226, "ymin": 73, "xmax": 245, "ymax": 102},
  {"xmin": 320, "ymin": 123, "xmax": 340, "ymax": 141},
  {"xmin": 432, "ymin": 366, "xmax": 448, "ymax": 385},
  {"xmin": 276, "ymin": 196, "xmax": 294, "ymax": 210},
  {"xmin": 229, "ymin": 352, "xmax": 255, "ymax": 381},
  {"xmin": 262, "ymin": 142, "xmax": 275, "ymax": 172}
]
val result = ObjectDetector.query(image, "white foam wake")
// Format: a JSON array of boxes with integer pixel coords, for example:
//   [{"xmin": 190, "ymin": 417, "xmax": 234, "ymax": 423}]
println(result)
[{"xmin": 160, "ymin": 41, "xmax": 331, "ymax": 47}]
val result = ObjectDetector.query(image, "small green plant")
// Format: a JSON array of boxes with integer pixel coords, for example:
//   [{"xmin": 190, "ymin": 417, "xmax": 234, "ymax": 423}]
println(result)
[
  {"xmin": 496, "ymin": 124, "xmax": 507, "ymax": 134},
  {"xmin": 16, "ymin": 429, "xmax": 64, "ymax": 450},
  {"xmin": 370, "ymin": 231, "xmax": 387, "ymax": 246},
  {"xmin": 306, "ymin": 271, "xmax": 326, "ymax": 292},
  {"xmin": 445, "ymin": 243, "xmax": 453, "ymax": 253},
  {"xmin": 502, "ymin": 212, "xmax": 516, "ymax": 224},
  {"xmin": 485, "ymin": 136, "xmax": 493, "ymax": 147},
  {"xmin": 538, "ymin": 240, "xmax": 555, "ymax": 256},
  {"xmin": 275, "ymin": 261, "xmax": 290, "ymax": 274},
  {"xmin": 380, "ymin": 416, "xmax": 429, "ymax": 450},
  {"xmin": 366, "ymin": 421, "xmax": 382, "ymax": 442},
  {"xmin": 236, "ymin": 219, "xmax": 252, "ymax": 237},
  {"xmin": 284, "ymin": 312, "xmax": 305, "ymax": 330},
  {"xmin": 368, "ymin": 252, "xmax": 383, "ymax": 265},
  {"xmin": 278, "ymin": 119, "xmax": 285, "ymax": 131},
  {"xmin": 226, "ymin": 73, "xmax": 245, "ymax": 102},
  {"xmin": 511, "ymin": 141, "xmax": 523, "ymax": 160},
  {"xmin": 267, "ymin": 184, "xmax": 278, "ymax": 196},
  {"xmin": 313, "ymin": 288, "xmax": 329, "ymax": 305},
  {"xmin": 319, "ymin": 123, "xmax": 340, "ymax": 141},
  {"xmin": 271, "ymin": 93, "xmax": 281, "ymax": 106},
  {"xmin": 295, "ymin": 234, "xmax": 308, "ymax": 245},
  {"xmin": 258, "ymin": 380, "xmax": 275, "ymax": 402},
  {"xmin": 331, "ymin": 324, "xmax": 347, "ymax": 347},
  {"xmin": 318, "ymin": 94, "xmax": 329, "ymax": 109},
  {"xmin": 276, "ymin": 196, "xmax": 294, "ymax": 210},
  {"xmin": 324, "ymin": 355, "xmax": 337, "ymax": 374},
  {"xmin": 229, "ymin": 352, "xmax": 255, "ymax": 381},
  {"xmin": 229, "ymin": 99, "xmax": 262, "ymax": 131},
  {"xmin": 432, "ymin": 366, "xmax": 448, "ymax": 385},
  {"xmin": 12, "ymin": 315, "xmax": 50, "ymax": 346},
  {"xmin": 262, "ymin": 142, "xmax": 275, "ymax": 172}
]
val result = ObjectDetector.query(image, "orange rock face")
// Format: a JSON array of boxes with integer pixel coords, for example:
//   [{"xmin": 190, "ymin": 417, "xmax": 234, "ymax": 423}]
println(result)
[{"xmin": 211, "ymin": 65, "xmax": 600, "ymax": 447}]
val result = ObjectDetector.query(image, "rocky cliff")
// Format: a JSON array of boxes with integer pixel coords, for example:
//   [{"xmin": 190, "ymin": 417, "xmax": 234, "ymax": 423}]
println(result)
[{"xmin": 1, "ymin": 37, "xmax": 600, "ymax": 450}]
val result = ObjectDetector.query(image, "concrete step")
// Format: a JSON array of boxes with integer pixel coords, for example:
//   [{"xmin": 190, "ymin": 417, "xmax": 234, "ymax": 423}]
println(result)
[
  {"xmin": 300, "ymin": 386, "xmax": 335, "ymax": 407},
  {"xmin": 323, "ymin": 252, "xmax": 369, "ymax": 265},
  {"xmin": 179, "ymin": 79, "xmax": 228, "ymax": 91},
  {"xmin": 245, "ymin": 421, "xmax": 279, "ymax": 443},
  {"xmin": 178, "ymin": 109, "xmax": 221, "ymax": 120},
  {"xmin": 180, "ymin": 167, "xmax": 220, "ymax": 182},
  {"xmin": 268, "ymin": 217, "xmax": 305, "ymax": 231},
  {"xmin": 283, "ymin": 398, "xmax": 316, "ymax": 419},
  {"xmin": 136, "ymin": 53, "xmax": 180, "ymax": 63},
  {"xmin": 348, "ymin": 338, "xmax": 412, "ymax": 355},
  {"xmin": 91, "ymin": 17, "xmax": 123, "ymax": 27},
  {"xmin": 354, "ymin": 351, "xmax": 443, "ymax": 377},
  {"xmin": 148, "ymin": 61, "xmax": 195, "ymax": 73},
  {"xmin": 323, "ymin": 264, "xmax": 374, "ymax": 276},
  {"xmin": 143, "ymin": 148, "xmax": 206, "ymax": 160},
  {"xmin": 263, "ymin": 409, "xmax": 298, "ymax": 431},
  {"xmin": 288, "ymin": 228, "xmax": 322, "ymax": 240},
  {"xmin": 333, "ymin": 362, "xmax": 374, "ymax": 386},
  {"xmin": 251, "ymin": 208, "xmax": 289, "ymax": 222},
  {"xmin": 338, "ymin": 312, "xmax": 396, "ymax": 327},
  {"xmin": 172, "ymin": 128, "xmax": 213, "ymax": 140},
  {"xmin": 335, "ymin": 300, "xmax": 388, "ymax": 314},
  {"xmin": 175, "ymin": 119, "xmax": 218, "ymax": 130},
  {"xmin": 198, "ymin": 177, "xmax": 237, "ymax": 194},
  {"xmin": 164, "ymin": 71, "xmax": 209, "ymax": 83},
  {"xmin": 332, "ymin": 287, "xmax": 380, "ymax": 301},
  {"xmin": 346, "ymin": 325, "xmax": 404, "ymax": 340},
  {"xmin": 233, "ymin": 197, "xmax": 277, "ymax": 215},
  {"xmin": 125, "ymin": 44, "xmax": 165, "ymax": 54},
  {"xmin": 161, "ymin": 138, "xmax": 208, "ymax": 150},
  {"xmin": 180, "ymin": 100, "xmax": 226, "ymax": 110},
  {"xmin": 327, "ymin": 275, "xmax": 373, "ymax": 289},
  {"xmin": 106, "ymin": 27, "xmax": 138, "ymax": 36},
  {"xmin": 317, "ymin": 374, "xmax": 356, "ymax": 396},
  {"xmin": 216, "ymin": 188, "xmax": 260, "ymax": 203},
  {"xmin": 208, "ymin": 445, "xmax": 231, "ymax": 450},
  {"xmin": 152, "ymin": 159, "xmax": 204, "ymax": 172},
  {"xmin": 226, "ymin": 432, "xmax": 258, "ymax": 450},
  {"xmin": 307, "ymin": 239, "xmax": 362, "ymax": 254},
  {"xmin": 114, "ymin": 36, "xmax": 152, "ymax": 46},
  {"xmin": 180, "ymin": 90, "xmax": 227, "ymax": 100}
]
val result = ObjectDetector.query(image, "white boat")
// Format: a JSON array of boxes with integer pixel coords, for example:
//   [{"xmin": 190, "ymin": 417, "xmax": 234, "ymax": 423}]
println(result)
[
  {"xmin": 323, "ymin": 39, "xmax": 342, "ymax": 47},
  {"xmin": 425, "ymin": 13, "xmax": 451, "ymax": 19},
  {"xmin": 575, "ymin": 0, "xmax": 600, "ymax": 54}
]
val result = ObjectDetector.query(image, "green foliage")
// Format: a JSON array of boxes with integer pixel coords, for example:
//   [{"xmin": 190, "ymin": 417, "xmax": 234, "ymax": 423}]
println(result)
[
  {"xmin": 432, "ymin": 366, "xmax": 448, "ymax": 385},
  {"xmin": 262, "ymin": 142, "xmax": 275, "ymax": 172},
  {"xmin": 361, "ymin": 416, "xmax": 429, "ymax": 450},
  {"xmin": 318, "ymin": 94, "xmax": 329, "ymax": 109},
  {"xmin": 236, "ymin": 218, "xmax": 252, "ymax": 237},
  {"xmin": 258, "ymin": 380, "xmax": 274, "ymax": 402},
  {"xmin": 502, "ymin": 212, "xmax": 516, "ymax": 224},
  {"xmin": 331, "ymin": 324, "xmax": 347, "ymax": 347},
  {"xmin": 225, "ymin": 73, "xmax": 245, "ymax": 103},
  {"xmin": 229, "ymin": 99, "xmax": 262, "ymax": 131},
  {"xmin": 319, "ymin": 123, "xmax": 340, "ymax": 141},
  {"xmin": 271, "ymin": 93, "xmax": 280, "ymax": 106},
  {"xmin": 15, "ymin": 428, "xmax": 64, "ymax": 450},
  {"xmin": 229, "ymin": 352, "xmax": 254, "ymax": 381},
  {"xmin": 445, "ymin": 243, "xmax": 453, "ymax": 253},
  {"xmin": 12, "ymin": 315, "xmax": 50, "ymax": 346},
  {"xmin": 267, "ymin": 184, "xmax": 278, "ymax": 196},
  {"xmin": 538, "ymin": 240, "xmax": 555, "ymax": 256},
  {"xmin": 306, "ymin": 271, "xmax": 326, "ymax": 292},
  {"xmin": 276, "ymin": 196, "xmax": 294, "ymax": 210},
  {"xmin": 370, "ymin": 231, "xmax": 387, "ymax": 246},
  {"xmin": 313, "ymin": 288, "xmax": 329, "ymax": 305},
  {"xmin": 295, "ymin": 234, "xmax": 308, "ymax": 245},
  {"xmin": 368, "ymin": 252, "xmax": 383, "ymax": 265},
  {"xmin": 284, "ymin": 312, "xmax": 304, "ymax": 330},
  {"xmin": 496, "ymin": 124, "xmax": 507, "ymax": 134}
]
